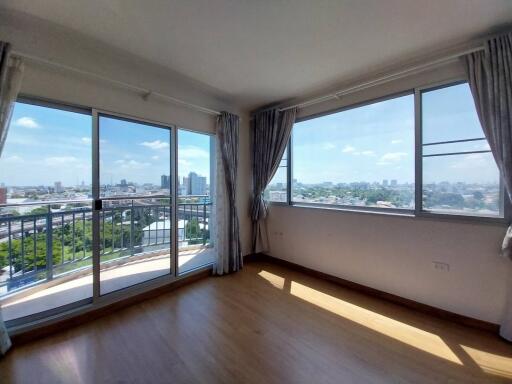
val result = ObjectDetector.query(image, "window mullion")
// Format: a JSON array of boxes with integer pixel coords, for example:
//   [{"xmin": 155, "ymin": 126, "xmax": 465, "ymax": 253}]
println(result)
[{"xmin": 414, "ymin": 88, "xmax": 422, "ymax": 216}]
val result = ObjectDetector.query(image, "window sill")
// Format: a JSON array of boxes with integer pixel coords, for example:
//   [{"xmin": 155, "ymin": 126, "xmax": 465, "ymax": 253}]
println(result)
[{"xmin": 269, "ymin": 201, "xmax": 508, "ymax": 226}]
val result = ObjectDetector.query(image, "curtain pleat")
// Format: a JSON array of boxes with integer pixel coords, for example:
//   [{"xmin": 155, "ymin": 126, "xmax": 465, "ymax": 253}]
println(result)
[
  {"xmin": 463, "ymin": 31, "xmax": 512, "ymax": 341},
  {"xmin": 214, "ymin": 112, "xmax": 242, "ymax": 274},
  {"xmin": 0, "ymin": 40, "xmax": 24, "ymax": 357},
  {"xmin": 251, "ymin": 108, "xmax": 296, "ymax": 253}
]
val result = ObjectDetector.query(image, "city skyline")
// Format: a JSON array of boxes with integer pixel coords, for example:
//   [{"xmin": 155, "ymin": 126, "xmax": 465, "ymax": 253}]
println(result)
[
  {"xmin": 290, "ymin": 84, "xmax": 497, "ymax": 185},
  {"xmin": 0, "ymin": 102, "xmax": 212, "ymax": 187}
]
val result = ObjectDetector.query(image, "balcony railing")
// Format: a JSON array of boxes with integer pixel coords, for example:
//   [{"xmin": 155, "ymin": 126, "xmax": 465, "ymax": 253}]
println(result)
[{"xmin": 0, "ymin": 196, "xmax": 211, "ymax": 295}]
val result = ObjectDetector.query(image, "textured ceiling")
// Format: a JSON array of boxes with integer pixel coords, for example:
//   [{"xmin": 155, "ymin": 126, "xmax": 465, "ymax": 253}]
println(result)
[{"xmin": 1, "ymin": 0, "xmax": 512, "ymax": 110}]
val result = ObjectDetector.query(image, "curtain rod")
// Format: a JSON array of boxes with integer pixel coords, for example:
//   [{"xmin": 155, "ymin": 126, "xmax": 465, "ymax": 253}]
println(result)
[
  {"xmin": 277, "ymin": 45, "xmax": 485, "ymax": 112},
  {"xmin": 11, "ymin": 50, "xmax": 222, "ymax": 116}
]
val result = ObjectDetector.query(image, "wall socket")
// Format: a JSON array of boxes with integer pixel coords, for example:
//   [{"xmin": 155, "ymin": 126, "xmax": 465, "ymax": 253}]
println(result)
[{"xmin": 432, "ymin": 261, "xmax": 450, "ymax": 272}]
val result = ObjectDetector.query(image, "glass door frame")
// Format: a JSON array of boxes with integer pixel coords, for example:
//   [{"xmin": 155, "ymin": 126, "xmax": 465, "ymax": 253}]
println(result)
[{"xmin": 91, "ymin": 109, "xmax": 178, "ymax": 302}]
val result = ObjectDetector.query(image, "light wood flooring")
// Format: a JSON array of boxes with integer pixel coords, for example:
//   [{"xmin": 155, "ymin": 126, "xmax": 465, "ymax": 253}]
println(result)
[{"xmin": 1, "ymin": 260, "xmax": 511, "ymax": 383}]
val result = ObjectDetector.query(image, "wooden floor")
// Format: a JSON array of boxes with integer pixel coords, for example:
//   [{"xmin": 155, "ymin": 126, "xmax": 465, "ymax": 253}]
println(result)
[{"xmin": 1, "ymin": 261, "xmax": 512, "ymax": 383}]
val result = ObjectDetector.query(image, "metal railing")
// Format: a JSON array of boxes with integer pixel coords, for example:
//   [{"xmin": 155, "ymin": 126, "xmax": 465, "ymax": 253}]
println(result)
[{"xmin": 0, "ymin": 196, "xmax": 211, "ymax": 294}]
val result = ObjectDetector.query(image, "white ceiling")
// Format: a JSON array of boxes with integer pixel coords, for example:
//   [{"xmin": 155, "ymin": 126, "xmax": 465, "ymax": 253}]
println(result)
[{"xmin": 1, "ymin": 0, "xmax": 512, "ymax": 111}]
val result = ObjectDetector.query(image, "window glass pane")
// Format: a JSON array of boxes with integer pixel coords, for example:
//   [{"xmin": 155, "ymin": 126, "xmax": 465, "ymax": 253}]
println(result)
[
  {"xmin": 0, "ymin": 102, "xmax": 92, "ymax": 201},
  {"xmin": 265, "ymin": 145, "xmax": 288, "ymax": 202},
  {"xmin": 99, "ymin": 116, "xmax": 171, "ymax": 197},
  {"xmin": 98, "ymin": 116, "xmax": 172, "ymax": 295},
  {"xmin": 0, "ymin": 101, "xmax": 93, "ymax": 323},
  {"xmin": 422, "ymin": 83, "xmax": 483, "ymax": 143},
  {"xmin": 177, "ymin": 129, "xmax": 214, "ymax": 275},
  {"xmin": 265, "ymin": 166, "xmax": 287, "ymax": 202},
  {"xmin": 421, "ymin": 83, "xmax": 502, "ymax": 217},
  {"xmin": 423, "ymin": 153, "xmax": 501, "ymax": 216},
  {"xmin": 292, "ymin": 94, "xmax": 415, "ymax": 209}
]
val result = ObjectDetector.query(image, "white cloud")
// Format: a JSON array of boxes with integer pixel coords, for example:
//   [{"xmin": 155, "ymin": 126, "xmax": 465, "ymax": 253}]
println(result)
[
  {"xmin": 322, "ymin": 142, "xmax": 336, "ymax": 150},
  {"xmin": 140, "ymin": 140, "xmax": 169, "ymax": 150},
  {"xmin": 151, "ymin": 155, "xmax": 159, "ymax": 160},
  {"xmin": 14, "ymin": 117, "xmax": 40, "ymax": 129},
  {"xmin": 178, "ymin": 159, "xmax": 192, "ymax": 166},
  {"xmin": 342, "ymin": 145, "xmax": 356, "ymax": 153},
  {"xmin": 361, "ymin": 150, "xmax": 375, "ymax": 157},
  {"xmin": 114, "ymin": 159, "xmax": 151, "ymax": 169},
  {"xmin": 380, "ymin": 152, "xmax": 408, "ymax": 162},
  {"xmin": 450, "ymin": 153, "xmax": 487, "ymax": 169},
  {"xmin": 391, "ymin": 139, "xmax": 403, "ymax": 145},
  {"xmin": 3, "ymin": 155, "xmax": 23, "ymax": 163},
  {"xmin": 81, "ymin": 137, "xmax": 91, "ymax": 144},
  {"xmin": 377, "ymin": 152, "xmax": 408, "ymax": 166},
  {"xmin": 179, "ymin": 146, "xmax": 209, "ymax": 159},
  {"xmin": 44, "ymin": 156, "xmax": 78, "ymax": 166}
]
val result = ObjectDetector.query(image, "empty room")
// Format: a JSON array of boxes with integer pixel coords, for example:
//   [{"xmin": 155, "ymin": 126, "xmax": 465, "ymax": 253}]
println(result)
[{"xmin": 1, "ymin": 1, "xmax": 512, "ymax": 383}]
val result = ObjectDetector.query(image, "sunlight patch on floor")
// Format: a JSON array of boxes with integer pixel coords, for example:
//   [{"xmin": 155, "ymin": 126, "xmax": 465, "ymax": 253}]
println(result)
[
  {"xmin": 461, "ymin": 345, "xmax": 512, "ymax": 379},
  {"xmin": 258, "ymin": 270, "xmax": 285, "ymax": 289},
  {"xmin": 289, "ymin": 280, "xmax": 463, "ymax": 365}
]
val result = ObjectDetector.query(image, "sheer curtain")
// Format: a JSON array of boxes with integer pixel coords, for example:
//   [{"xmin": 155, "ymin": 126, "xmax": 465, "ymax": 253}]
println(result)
[
  {"xmin": 214, "ymin": 112, "xmax": 242, "ymax": 275},
  {"xmin": 463, "ymin": 31, "xmax": 512, "ymax": 341},
  {"xmin": 251, "ymin": 108, "xmax": 296, "ymax": 253},
  {"xmin": 0, "ymin": 41, "xmax": 24, "ymax": 356}
]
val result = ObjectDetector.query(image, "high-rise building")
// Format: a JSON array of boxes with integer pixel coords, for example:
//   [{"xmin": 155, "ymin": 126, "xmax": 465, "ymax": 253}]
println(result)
[
  {"xmin": 188, "ymin": 172, "xmax": 207, "ymax": 195},
  {"xmin": 0, "ymin": 187, "xmax": 6, "ymax": 204},
  {"xmin": 382, "ymin": 179, "xmax": 389, "ymax": 187},
  {"xmin": 390, "ymin": 179, "xmax": 397, "ymax": 187},
  {"xmin": 54, "ymin": 181, "xmax": 63, "ymax": 193},
  {"xmin": 161, "ymin": 175, "xmax": 170, "ymax": 189}
]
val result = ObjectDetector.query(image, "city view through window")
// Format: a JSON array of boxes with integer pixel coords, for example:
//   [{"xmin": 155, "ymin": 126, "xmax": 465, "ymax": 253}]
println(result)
[
  {"xmin": 0, "ymin": 102, "xmax": 213, "ymax": 310},
  {"xmin": 266, "ymin": 83, "xmax": 502, "ymax": 217},
  {"xmin": 0, "ymin": 106, "xmax": 212, "ymax": 209}
]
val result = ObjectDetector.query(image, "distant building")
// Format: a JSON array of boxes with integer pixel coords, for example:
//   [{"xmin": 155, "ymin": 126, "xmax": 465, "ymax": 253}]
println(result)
[
  {"xmin": 120, "ymin": 179, "xmax": 127, "ymax": 187},
  {"xmin": 382, "ymin": 179, "xmax": 389, "ymax": 187},
  {"xmin": 54, "ymin": 181, "xmax": 63, "ymax": 193},
  {"xmin": 161, "ymin": 175, "xmax": 170, "ymax": 189},
  {"xmin": 187, "ymin": 172, "xmax": 207, "ymax": 195},
  {"xmin": 390, "ymin": 179, "xmax": 397, "ymax": 187},
  {"xmin": 0, "ymin": 187, "xmax": 6, "ymax": 204}
]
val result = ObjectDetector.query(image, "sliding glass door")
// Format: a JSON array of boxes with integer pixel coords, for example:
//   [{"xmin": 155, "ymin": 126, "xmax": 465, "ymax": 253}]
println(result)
[
  {"xmin": 0, "ymin": 100, "xmax": 94, "ymax": 324},
  {"xmin": 177, "ymin": 129, "xmax": 215, "ymax": 275},
  {"xmin": 96, "ymin": 114, "xmax": 175, "ymax": 295},
  {"xmin": 0, "ymin": 101, "xmax": 215, "ymax": 327}
]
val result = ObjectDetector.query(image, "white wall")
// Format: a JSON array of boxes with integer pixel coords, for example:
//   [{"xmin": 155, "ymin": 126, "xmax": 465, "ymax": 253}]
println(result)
[
  {"xmin": 266, "ymin": 61, "xmax": 511, "ymax": 324},
  {"xmin": 0, "ymin": 10, "xmax": 252, "ymax": 255}
]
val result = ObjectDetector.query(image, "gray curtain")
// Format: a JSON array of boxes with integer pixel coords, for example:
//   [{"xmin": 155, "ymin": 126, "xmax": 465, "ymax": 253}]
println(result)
[
  {"xmin": 251, "ymin": 108, "xmax": 297, "ymax": 253},
  {"xmin": 214, "ymin": 111, "xmax": 242, "ymax": 274},
  {"xmin": 463, "ymin": 31, "xmax": 512, "ymax": 341},
  {"xmin": 0, "ymin": 40, "xmax": 13, "ymax": 356}
]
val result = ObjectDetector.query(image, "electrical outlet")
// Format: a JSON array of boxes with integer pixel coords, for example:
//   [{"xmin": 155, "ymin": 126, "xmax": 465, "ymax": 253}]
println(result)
[{"xmin": 432, "ymin": 261, "xmax": 450, "ymax": 272}]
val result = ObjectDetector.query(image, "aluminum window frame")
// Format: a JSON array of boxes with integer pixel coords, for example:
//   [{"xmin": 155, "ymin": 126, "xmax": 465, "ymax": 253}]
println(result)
[
  {"xmin": 416, "ymin": 79, "xmax": 509, "ymax": 223},
  {"xmin": 2, "ymin": 95, "xmax": 214, "ymax": 331},
  {"xmin": 288, "ymin": 89, "xmax": 416, "ymax": 215},
  {"xmin": 175, "ymin": 126, "xmax": 216, "ymax": 275},
  {"xmin": 271, "ymin": 79, "xmax": 509, "ymax": 224}
]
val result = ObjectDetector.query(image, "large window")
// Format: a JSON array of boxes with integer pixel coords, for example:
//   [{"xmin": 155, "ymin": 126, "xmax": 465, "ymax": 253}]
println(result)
[
  {"xmin": 269, "ymin": 81, "xmax": 504, "ymax": 219},
  {"xmin": 0, "ymin": 101, "xmax": 93, "ymax": 322},
  {"xmin": 0, "ymin": 99, "xmax": 216, "ymax": 327},
  {"xmin": 177, "ymin": 129, "xmax": 214, "ymax": 275},
  {"xmin": 292, "ymin": 94, "xmax": 415, "ymax": 210},
  {"xmin": 421, "ymin": 83, "xmax": 502, "ymax": 217}
]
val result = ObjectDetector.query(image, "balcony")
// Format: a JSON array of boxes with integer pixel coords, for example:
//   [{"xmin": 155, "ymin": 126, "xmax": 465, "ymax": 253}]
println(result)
[{"xmin": 0, "ymin": 196, "xmax": 214, "ymax": 324}]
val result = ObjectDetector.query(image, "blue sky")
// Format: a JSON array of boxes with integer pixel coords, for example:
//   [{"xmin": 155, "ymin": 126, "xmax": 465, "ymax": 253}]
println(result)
[
  {"xmin": 0, "ymin": 103, "xmax": 211, "ymax": 187},
  {"xmin": 291, "ymin": 83, "xmax": 498, "ymax": 185},
  {"xmin": 0, "ymin": 83, "xmax": 499, "ymax": 188}
]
